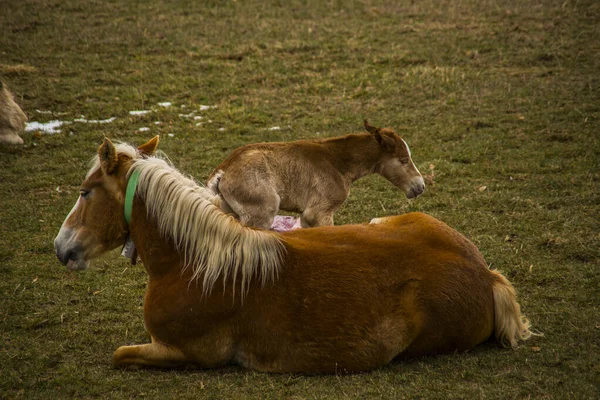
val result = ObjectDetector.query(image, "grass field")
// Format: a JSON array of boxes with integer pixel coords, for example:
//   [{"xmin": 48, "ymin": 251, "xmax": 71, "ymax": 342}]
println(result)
[{"xmin": 1, "ymin": 0, "xmax": 598, "ymax": 398}]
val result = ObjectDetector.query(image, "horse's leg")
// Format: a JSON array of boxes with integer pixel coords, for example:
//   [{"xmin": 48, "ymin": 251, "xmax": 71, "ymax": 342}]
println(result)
[
  {"xmin": 112, "ymin": 340, "xmax": 187, "ymax": 369},
  {"xmin": 237, "ymin": 192, "xmax": 279, "ymax": 230},
  {"xmin": 219, "ymin": 182, "xmax": 279, "ymax": 230},
  {"xmin": 301, "ymin": 208, "xmax": 335, "ymax": 227},
  {"xmin": 239, "ymin": 205, "xmax": 277, "ymax": 230}
]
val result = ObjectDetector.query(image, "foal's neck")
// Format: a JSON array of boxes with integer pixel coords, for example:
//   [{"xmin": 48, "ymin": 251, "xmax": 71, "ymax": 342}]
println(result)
[{"xmin": 321, "ymin": 133, "xmax": 382, "ymax": 182}]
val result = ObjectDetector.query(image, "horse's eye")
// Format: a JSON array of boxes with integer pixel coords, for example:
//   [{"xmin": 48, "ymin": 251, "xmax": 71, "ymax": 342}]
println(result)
[
  {"xmin": 80, "ymin": 189, "xmax": 91, "ymax": 199},
  {"xmin": 400, "ymin": 159, "xmax": 409, "ymax": 165}
]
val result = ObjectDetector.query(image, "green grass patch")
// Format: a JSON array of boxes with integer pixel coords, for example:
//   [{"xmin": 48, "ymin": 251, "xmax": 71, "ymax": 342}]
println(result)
[{"xmin": 1, "ymin": 0, "xmax": 598, "ymax": 398}]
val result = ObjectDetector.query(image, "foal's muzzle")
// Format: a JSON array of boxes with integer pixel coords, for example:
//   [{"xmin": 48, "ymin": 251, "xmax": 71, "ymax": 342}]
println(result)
[{"xmin": 406, "ymin": 179, "xmax": 425, "ymax": 199}]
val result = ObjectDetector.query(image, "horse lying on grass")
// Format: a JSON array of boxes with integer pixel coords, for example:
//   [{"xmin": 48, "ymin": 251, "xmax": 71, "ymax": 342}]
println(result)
[
  {"xmin": 207, "ymin": 120, "xmax": 425, "ymax": 229},
  {"xmin": 54, "ymin": 136, "xmax": 533, "ymax": 373},
  {"xmin": 0, "ymin": 81, "xmax": 27, "ymax": 145}
]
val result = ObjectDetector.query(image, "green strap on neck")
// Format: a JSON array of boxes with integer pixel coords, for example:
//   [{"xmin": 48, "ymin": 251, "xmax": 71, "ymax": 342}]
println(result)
[{"xmin": 124, "ymin": 168, "xmax": 141, "ymax": 226}]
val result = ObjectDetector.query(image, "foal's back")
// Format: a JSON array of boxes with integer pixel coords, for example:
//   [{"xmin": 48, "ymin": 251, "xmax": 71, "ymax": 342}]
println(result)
[{"xmin": 208, "ymin": 135, "xmax": 366, "ymax": 229}]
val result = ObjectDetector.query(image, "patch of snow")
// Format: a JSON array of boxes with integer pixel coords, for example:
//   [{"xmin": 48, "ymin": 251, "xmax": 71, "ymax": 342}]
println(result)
[
  {"xmin": 267, "ymin": 126, "xmax": 281, "ymax": 131},
  {"xmin": 157, "ymin": 102, "xmax": 172, "ymax": 107},
  {"xmin": 218, "ymin": 127, "xmax": 225, "ymax": 131},
  {"xmin": 74, "ymin": 117, "xmax": 116, "ymax": 124},
  {"xmin": 129, "ymin": 110, "xmax": 151, "ymax": 116},
  {"xmin": 179, "ymin": 112, "xmax": 195, "ymax": 118},
  {"xmin": 35, "ymin": 109, "xmax": 53, "ymax": 114},
  {"xmin": 154, "ymin": 121, "xmax": 162, "ymax": 125},
  {"xmin": 193, "ymin": 116, "xmax": 203, "ymax": 120},
  {"xmin": 199, "ymin": 105, "xmax": 216, "ymax": 111},
  {"xmin": 168, "ymin": 133, "xmax": 175, "ymax": 137},
  {"xmin": 195, "ymin": 122, "xmax": 203, "ymax": 126},
  {"xmin": 138, "ymin": 127, "xmax": 150, "ymax": 132},
  {"xmin": 25, "ymin": 120, "xmax": 69, "ymax": 134}
]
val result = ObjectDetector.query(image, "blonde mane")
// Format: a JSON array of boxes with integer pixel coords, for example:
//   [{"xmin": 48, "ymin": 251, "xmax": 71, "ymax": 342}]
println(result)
[{"xmin": 113, "ymin": 145, "xmax": 284, "ymax": 298}]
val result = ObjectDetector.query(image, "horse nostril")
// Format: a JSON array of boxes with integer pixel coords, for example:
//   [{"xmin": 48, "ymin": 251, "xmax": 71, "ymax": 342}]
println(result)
[
  {"xmin": 56, "ymin": 251, "xmax": 67, "ymax": 265},
  {"xmin": 415, "ymin": 179, "xmax": 425, "ymax": 194},
  {"xmin": 56, "ymin": 249, "xmax": 76, "ymax": 265},
  {"xmin": 408, "ymin": 181, "xmax": 425, "ymax": 198}
]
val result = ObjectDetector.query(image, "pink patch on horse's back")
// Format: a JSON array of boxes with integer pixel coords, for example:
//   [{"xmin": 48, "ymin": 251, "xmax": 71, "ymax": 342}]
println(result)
[{"xmin": 271, "ymin": 216, "xmax": 301, "ymax": 232}]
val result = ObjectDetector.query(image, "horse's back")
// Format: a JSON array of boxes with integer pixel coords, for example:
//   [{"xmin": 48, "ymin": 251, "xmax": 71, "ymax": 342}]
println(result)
[
  {"xmin": 210, "ymin": 140, "xmax": 347, "ymax": 221},
  {"xmin": 277, "ymin": 212, "xmax": 496, "ymax": 358}
]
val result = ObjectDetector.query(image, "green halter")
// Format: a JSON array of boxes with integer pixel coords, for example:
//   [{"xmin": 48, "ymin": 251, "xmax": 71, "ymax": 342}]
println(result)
[{"xmin": 124, "ymin": 168, "xmax": 141, "ymax": 226}]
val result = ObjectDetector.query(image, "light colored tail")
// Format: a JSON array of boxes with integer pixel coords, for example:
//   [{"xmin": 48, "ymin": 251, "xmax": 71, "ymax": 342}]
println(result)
[{"xmin": 490, "ymin": 270, "xmax": 534, "ymax": 348}]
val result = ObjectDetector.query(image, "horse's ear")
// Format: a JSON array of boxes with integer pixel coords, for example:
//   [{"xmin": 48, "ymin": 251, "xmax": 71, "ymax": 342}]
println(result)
[
  {"xmin": 137, "ymin": 135, "xmax": 160, "ymax": 157},
  {"xmin": 365, "ymin": 120, "xmax": 395, "ymax": 152},
  {"xmin": 98, "ymin": 138, "xmax": 119, "ymax": 175},
  {"xmin": 364, "ymin": 120, "xmax": 380, "ymax": 135}
]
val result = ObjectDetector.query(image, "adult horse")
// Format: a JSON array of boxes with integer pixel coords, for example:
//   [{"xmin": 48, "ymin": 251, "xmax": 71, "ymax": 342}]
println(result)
[
  {"xmin": 54, "ymin": 136, "xmax": 533, "ymax": 373},
  {"xmin": 206, "ymin": 121, "xmax": 425, "ymax": 229}
]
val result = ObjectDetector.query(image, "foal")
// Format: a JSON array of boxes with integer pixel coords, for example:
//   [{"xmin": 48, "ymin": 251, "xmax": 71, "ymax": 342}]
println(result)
[{"xmin": 207, "ymin": 120, "xmax": 425, "ymax": 229}]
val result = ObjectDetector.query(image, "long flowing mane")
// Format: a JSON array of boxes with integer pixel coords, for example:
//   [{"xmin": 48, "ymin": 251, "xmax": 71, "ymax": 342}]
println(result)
[{"xmin": 117, "ymin": 146, "xmax": 284, "ymax": 298}]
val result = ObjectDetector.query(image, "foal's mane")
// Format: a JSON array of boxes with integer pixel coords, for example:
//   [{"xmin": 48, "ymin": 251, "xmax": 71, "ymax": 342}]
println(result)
[{"xmin": 112, "ymin": 144, "xmax": 284, "ymax": 297}]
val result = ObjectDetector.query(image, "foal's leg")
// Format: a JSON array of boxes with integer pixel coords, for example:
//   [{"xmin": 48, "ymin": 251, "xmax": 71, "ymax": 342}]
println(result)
[
  {"xmin": 224, "ymin": 191, "xmax": 279, "ymax": 230},
  {"xmin": 239, "ymin": 206, "xmax": 277, "ymax": 230},
  {"xmin": 301, "ymin": 207, "xmax": 335, "ymax": 227},
  {"xmin": 369, "ymin": 216, "xmax": 397, "ymax": 225},
  {"xmin": 218, "ymin": 175, "xmax": 280, "ymax": 229},
  {"xmin": 112, "ymin": 339, "xmax": 187, "ymax": 369}
]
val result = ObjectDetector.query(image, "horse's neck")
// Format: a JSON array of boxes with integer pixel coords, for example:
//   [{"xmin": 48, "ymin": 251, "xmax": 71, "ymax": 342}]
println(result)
[
  {"xmin": 321, "ymin": 133, "xmax": 381, "ymax": 182},
  {"xmin": 126, "ymin": 188, "xmax": 283, "ymax": 294},
  {"xmin": 129, "ymin": 197, "xmax": 181, "ymax": 278}
]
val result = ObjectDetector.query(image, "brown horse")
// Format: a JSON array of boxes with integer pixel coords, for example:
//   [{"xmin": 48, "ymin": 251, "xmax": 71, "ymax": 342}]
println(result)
[
  {"xmin": 206, "ymin": 121, "xmax": 425, "ymax": 229},
  {"xmin": 54, "ymin": 136, "xmax": 533, "ymax": 373},
  {"xmin": 0, "ymin": 81, "xmax": 27, "ymax": 145}
]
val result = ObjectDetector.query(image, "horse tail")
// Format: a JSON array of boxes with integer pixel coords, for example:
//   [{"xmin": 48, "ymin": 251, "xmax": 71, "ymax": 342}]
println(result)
[{"xmin": 490, "ymin": 270, "xmax": 534, "ymax": 348}]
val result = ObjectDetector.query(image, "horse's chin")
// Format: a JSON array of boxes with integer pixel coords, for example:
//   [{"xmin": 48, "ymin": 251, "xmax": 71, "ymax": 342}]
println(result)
[{"xmin": 67, "ymin": 259, "xmax": 89, "ymax": 270}]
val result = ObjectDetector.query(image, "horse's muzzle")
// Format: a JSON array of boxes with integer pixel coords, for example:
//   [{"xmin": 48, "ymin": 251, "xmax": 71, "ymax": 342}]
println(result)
[
  {"xmin": 406, "ymin": 179, "xmax": 425, "ymax": 199},
  {"xmin": 54, "ymin": 239, "xmax": 87, "ymax": 269},
  {"xmin": 56, "ymin": 247, "xmax": 77, "ymax": 265}
]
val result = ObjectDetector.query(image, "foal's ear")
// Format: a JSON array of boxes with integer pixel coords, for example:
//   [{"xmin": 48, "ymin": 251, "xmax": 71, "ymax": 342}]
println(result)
[
  {"xmin": 364, "ymin": 120, "xmax": 380, "ymax": 135},
  {"xmin": 365, "ymin": 120, "xmax": 395, "ymax": 152},
  {"xmin": 137, "ymin": 135, "xmax": 160, "ymax": 157},
  {"xmin": 98, "ymin": 138, "xmax": 119, "ymax": 175}
]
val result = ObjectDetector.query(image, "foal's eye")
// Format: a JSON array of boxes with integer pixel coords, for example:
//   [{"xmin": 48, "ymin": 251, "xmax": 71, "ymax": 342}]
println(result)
[
  {"xmin": 79, "ymin": 189, "xmax": 91, "ymax": 199},
  {"xmin": 400, "ymin": 159, "xmax": 409, "ymax": 165}
]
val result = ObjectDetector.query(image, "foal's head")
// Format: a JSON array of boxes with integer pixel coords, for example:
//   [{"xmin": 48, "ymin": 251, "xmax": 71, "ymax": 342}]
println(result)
[
  {"xmin": 364, "ymin": 120, "xmax": 425, "ymax": 199},
  {"xmin": 54, "ymin": 136, "xmax": 159, "ymax": 270}
]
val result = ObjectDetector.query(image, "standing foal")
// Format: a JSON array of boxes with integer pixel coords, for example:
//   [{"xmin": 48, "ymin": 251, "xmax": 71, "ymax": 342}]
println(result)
[{"xmin": 207, "ymin": 120, "xmax": 425, "ymax": 229}]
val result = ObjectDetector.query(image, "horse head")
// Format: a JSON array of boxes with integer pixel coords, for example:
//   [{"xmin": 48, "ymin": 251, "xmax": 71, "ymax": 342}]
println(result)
[
  {"xmin": 54, "ymin": 136, "xmax": 160, "ymax": 270},
  {"xmin": 364, "ymin": 120, "xmax": 425, "ymax": 199}
]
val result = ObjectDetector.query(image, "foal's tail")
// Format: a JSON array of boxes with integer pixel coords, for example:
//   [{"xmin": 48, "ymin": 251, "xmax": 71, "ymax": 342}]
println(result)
[
  {"xmin": 205, "ymin": 170, "xmax": 237, "ymax": 216},
  {"xmin": 490, "ymin": 270, "xmax": 535, "ymax": 348},
  {"xmin": 206, "ymin": 170, "xmax": 224, "ymax": 195}
]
